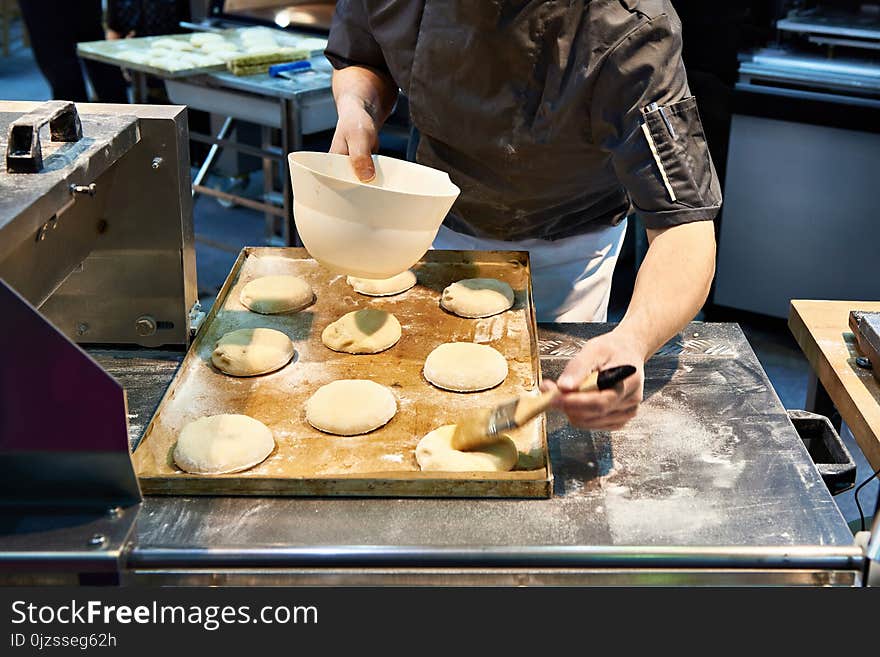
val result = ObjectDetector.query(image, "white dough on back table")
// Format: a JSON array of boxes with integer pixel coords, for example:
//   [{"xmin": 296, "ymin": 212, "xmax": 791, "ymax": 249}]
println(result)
[
  {"xmin": 150, "ymin": 38, "xmax": 194, "ymax": 51},
  {"xmin": 190, "ymin": 32, "xmax": 226, "ymax": 47}
]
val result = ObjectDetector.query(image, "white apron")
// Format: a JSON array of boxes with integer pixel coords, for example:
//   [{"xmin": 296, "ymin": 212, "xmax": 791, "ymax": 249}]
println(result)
[{"xmin": 432, "ymin": 220, "xmax": 627, "ymax": 323}]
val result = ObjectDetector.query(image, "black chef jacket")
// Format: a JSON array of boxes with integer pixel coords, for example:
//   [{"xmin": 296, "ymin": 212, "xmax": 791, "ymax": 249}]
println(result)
[{"xmin": 326, "ymin": 0, "xmax": 722, "ymax": 242}]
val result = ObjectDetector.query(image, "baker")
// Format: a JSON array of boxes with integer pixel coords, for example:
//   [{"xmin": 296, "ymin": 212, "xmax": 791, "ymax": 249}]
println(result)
[{"xmin": 325, "ymin": 0, "xmax": 721, "ymax": 431}]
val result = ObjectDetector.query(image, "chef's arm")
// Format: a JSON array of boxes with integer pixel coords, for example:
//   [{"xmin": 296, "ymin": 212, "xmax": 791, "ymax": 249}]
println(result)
[
  {"xmin": 552, "ymin": 12, "xmax": 720, "ymax": 430},
  {"xmin": 551, "ymin": 220, "xmax": 715, "ymax": 430},
  {"xmin": 616, "ymin": 220, "xmax": 716, "ymax": 359},
  {"xmin": 587, "ymin": 13, "xmax": 718, "ymax": 356},
  {"xmin": 330, "ymin": 66, "xmax": 399, "ymax": 181}
]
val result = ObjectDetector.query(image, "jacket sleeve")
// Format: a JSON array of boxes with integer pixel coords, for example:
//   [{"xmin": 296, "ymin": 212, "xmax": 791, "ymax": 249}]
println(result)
[
  {"xmin": 106, "ymin": 0, "xmax": 140, "ymax": 35},
  {"xmin": 590, "ymin": 11, "xmax": 722, "ymax": 229},
  {"xmin": 325, "ymin": 0, "xmax": 390, "ymax": 76}
]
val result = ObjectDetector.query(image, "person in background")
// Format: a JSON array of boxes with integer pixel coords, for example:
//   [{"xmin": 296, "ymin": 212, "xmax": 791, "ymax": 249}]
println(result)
[
  {"xmin": 105, "ymin": 0, "xmax": 190, "ymax": 101},
  {"xmin": 105, "ymin": 0, "xmax": 191, "ymax": 41},
  {"xmin": 105, "ymin": 0, "xmax": 210, "ymax": 165},
  {"xmin": 17, "ymin": 0, "xmax": 128, "ymax": 103}
]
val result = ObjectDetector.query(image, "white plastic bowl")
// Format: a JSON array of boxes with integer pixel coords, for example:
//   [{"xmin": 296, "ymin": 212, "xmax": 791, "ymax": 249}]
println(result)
[{"xmin": 288, "ymin": 152, "xmax": 460, "ymax": 279}]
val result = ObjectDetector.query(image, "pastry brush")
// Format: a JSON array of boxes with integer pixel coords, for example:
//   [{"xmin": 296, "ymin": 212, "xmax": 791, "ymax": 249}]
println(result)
[{"xmin": 450, "ymin": 365, "xmax": 637, "ymax": 451}]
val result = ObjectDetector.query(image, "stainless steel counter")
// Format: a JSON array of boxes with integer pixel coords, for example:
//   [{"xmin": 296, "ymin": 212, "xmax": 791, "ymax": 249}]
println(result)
[{"xmin": 85, "ymin": 322, "xmax": 863, "ymax": 586}]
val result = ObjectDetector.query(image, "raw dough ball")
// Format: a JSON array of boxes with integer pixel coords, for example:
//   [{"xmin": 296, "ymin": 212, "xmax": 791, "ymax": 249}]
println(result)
[
  {"xmin": 239, "ymin": 30, "xmax": 278, "ymax": 52},
  {"xmin": 305, "ymin": 380, "xmax": 397, "ymax": 435},
  {"xmin": 423, "ymin": 342, "xmax": 508, "ymax": 392},
  {"xmin": 199, "ymin": 42, "xmax": 240, "ymax": 56},
  {"xmin": 147, "ymin": 54, "xmax": 179, "ymax": 69},
  {"xmin": 240, "ymin": 28, "xmax": 277, "ymax": 44},
  {"xmin": 245, "ymin": 45, "xmax": 278, "ymax": 55},
  {"xmin": 415, "ymin": 425, "xmax": 518, "ymax": 472},
  {"xmin": 240, "ymin": 275, "xmax": 314, "ymax": 314},
  {"xmin": 174, "ymin": 414, "xmax": 275, "ymax": 474},
  {"xmin": 121, "ymin": 51, "xmax": 151, "ymax": 65},
  {"xmin": 190, "ymin": 32, "xmax": 226, "ymax": 47},
  {"xmin": 322, "ymin": 308, "xmax": 401, "ymax": 354},
  {"xmin": 150, "ymin": 38, "xmax": 193, "ymax": 51},
  {"xmin": 441, "ymin": 278, "xmax": 515, "ymax": 318},
  {"xmin": 211, "ymin": 327, "xmax": 294, "ymax": 377},
  {"xmin": 347, "ymin": 270, "xmax": 417, "ymax": 296},
  {"xmin": 185, "ymin": 53, "xmax": 222, "ymax": 67}
]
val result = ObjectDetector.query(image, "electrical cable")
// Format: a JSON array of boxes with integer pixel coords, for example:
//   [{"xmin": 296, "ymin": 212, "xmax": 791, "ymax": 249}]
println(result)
[
  {"xmin": 855, "ymin": 465, "xmax": 880, "ymax": 532},
  {"xmin": 874, "ymin": 470, "xmax": 880, "ymax": 527}
]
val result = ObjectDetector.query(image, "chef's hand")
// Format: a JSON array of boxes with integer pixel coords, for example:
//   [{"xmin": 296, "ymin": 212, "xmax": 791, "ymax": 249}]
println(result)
[
  {"xmin": 330, "ymin": 94, "xmax": 380, "ymax": 182},
  {"xmin": 106, "ymin": 29, "xmax": 135, "ymax": 40},
  {"xmin": 541, "ymin": 329, "xmax": 645, "ymax": 431},
  {"xmin": 329, "ymin": 66, "xmax": 398, "ymax": 183}
]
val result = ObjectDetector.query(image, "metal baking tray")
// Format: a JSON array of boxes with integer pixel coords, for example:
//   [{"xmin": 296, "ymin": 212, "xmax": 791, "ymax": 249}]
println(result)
[{"xmin": 132, "ymin": 248, "xmax": 551, "ymax": 498}]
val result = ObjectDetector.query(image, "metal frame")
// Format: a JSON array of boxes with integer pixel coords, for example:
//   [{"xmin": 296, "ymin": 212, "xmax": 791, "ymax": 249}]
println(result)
[
  {"xmin": 36, "ymin": 103, "xmax": 198, "ymax": 347},
  {"xmin": 0, "ymin": 505, "xmax": 140, "ymax": 586},
  {"xmin": 125, "ymin": 544, "xmax": 865, "ymax": 571},
  {"xmin": 778, "ymin": 16, "xmax": 880, "ymax": 43},
  {"xmin": 2, "ymin": 101, "xmax": 198, "ymax": 347},
  {"xmin": 124, "ymin": 568, "xmax": 862, "ymax": 587}
]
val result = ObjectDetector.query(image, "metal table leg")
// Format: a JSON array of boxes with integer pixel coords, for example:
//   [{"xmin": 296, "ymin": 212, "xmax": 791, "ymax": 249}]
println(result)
[
  {"xmin": 131, "ymin": 71, "xmax": 149, "ymax": 104},
  {"xmin": 806, "ymin": 373, "xmax": 843, "ymax": 433},
  {"xmin": 188, "ymin": 121, "xmax": 287, "ymax": 224},
  {"xmin": 192, "ymin": 116, "xmax": 234, "ymax": 196},
  {"xmin": 280, "ymin": 97, "xmax": 303, "ymax": 247},
  {"xmin": 261, "ymin": 125, "xmax": 277, "ymax": 243}
]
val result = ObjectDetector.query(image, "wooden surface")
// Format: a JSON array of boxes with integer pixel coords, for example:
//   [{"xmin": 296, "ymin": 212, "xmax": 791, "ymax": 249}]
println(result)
[
  {"xmin": 789, "ymin": 300, "xmax": 880, "ymax": 470},
  {"xmin": 132, "ymin": 248, "xmax": 551, "ymax": 498}
]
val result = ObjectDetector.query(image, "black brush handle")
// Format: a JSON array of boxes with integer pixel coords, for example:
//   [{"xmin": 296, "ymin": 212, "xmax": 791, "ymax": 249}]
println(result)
[{"xmin": 596, "ymin": 365, "xmax": 637, "ymax": 390}]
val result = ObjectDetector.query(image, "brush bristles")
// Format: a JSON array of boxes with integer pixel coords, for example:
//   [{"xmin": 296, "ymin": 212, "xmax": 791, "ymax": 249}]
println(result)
[{"xmin": 450, "ymin": 409, "xmax": 495, "ymax": 451}]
